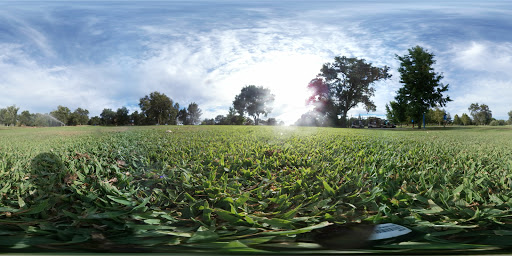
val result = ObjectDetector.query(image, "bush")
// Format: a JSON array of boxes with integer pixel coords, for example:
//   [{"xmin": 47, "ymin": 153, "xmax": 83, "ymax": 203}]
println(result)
[{"xmin": 490, "ymin": 120, "xmax": 499, "ymax": 126}]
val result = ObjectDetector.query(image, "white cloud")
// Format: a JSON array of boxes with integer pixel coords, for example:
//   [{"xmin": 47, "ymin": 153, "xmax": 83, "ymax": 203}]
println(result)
[
  {"xmin": 0, "ymin": 44, "xmax": 139, "ymax": 116},
  {"xmin": 453, "ymin": 41, "xmax": 512, "ymax": 74},
  {"xmin": 0, "ymin": 12, "xmax": 55, "ymax": 58},
  {"xmin": 446, "ymin": 41, "xmax": 512, "ymax": 119},
  {"xmin": 448, "ymin": 78, "xmax": 512, "ymax": 120}
]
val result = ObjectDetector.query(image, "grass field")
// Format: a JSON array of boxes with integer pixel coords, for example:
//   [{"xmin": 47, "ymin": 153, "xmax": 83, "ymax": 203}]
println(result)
[{"xmin": 1, "ymin": 125, "xmax": 512, "ymax": 253}]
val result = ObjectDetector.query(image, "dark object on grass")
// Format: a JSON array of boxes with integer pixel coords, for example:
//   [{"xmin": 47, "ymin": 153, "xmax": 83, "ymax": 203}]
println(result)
[{"xmin": 313, "ymin": 223, "xmax": 376, "ymax": 249}]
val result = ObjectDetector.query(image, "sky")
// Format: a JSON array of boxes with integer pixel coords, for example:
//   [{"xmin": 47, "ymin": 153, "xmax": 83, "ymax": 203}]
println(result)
[{"xmin": 0, "ymin": 1, "xmax": 511, "ymax": 124}]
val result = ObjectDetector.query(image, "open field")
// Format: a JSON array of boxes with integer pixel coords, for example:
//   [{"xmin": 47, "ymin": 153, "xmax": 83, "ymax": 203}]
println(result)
[{"xmin": 1, "ymin": 125, "xmax": 512, "ymax": 253}]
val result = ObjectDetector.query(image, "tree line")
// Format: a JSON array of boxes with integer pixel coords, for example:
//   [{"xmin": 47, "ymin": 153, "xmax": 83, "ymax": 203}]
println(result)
[
  {"xmin": 88, "ymin": 92, "xmax": 203, "ymax": 126},
  {"xmin": 452, "ymin": 103, "xmax": 510, "ymax": 126},
  {"xmin": 0, "ymin": 92, "xmax": 203, "ymax": 127},
  {"xmin": 0, "ymin": 84, "xmax": 279, "ymax": 127},
  {"xmin": 296, "ymin": 45, "xmax": 512, "ymax": 128}
]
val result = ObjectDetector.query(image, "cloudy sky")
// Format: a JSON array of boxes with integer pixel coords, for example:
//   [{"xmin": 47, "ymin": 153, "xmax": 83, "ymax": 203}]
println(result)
[{"xmin": 0, "ymin": 1, "xmax": 511, "ymax": 124}]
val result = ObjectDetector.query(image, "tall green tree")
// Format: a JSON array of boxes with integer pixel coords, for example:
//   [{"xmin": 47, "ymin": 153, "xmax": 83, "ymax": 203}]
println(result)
[
  {"xmin": 508, "ymin": 110, "xmax": 512, "ymax": 125},
  {"xmin": 33, "ymin": 113, "xmax": 49, "ymax": 127},
  {"xmin": 0, "ymin": 108, "xmax": 6, "ymax": 125},
  {"xmin": 50, "ymin": 105, "xmax": 71, "ymax": 125},
  {"xmin": 226, "ymin": 107, "xmax": 244, "ymax": 125},
  {"xmin": 429, "ymin": 107, "xmax": 447, "ymax": 126},
  {"xmin": 461, "ymin": 113, "xmax": 471, "ymax": 126},
  {"xmin": 308, "ymin": 56, "xmax": 391, "ymax": 127},
  {"xmin": 468, "ymin": 103, "xmax": 492, "ymax": 125},
  {"xmin": 453, "ymin": 114, "xmax": 461, "ymax": 125},
  {"xmin": 395, "ymin": 46, "xmax": 451, "ymax": 129},
  {"xmin": 172, "ymin": 103, "xmax": 180, "ymax": 125},
  {"xmin": 1, "ymin": 105, "xmax": 20, "ymax": 126},
  {"xmin": 139, "ymin": 91, "xmax": 179, "ymax": 125},
  {"xmin": 177, "ymin": 108, "xmax": 188, "ymax": 124},
  {"xmin": 116, "ymin": 107, "xmax": 130, "ymax": 126},
  {"xmin": 72, "ymin": 108, "xmax": 90, "ymax": 125},
  {"xmin": 215, "ymin": 115, "xmax": 227, "ymax": 125},
  {"xmin": 18, "ymin": 110, "xmax": 33, "ymax": 126},
  {"xmin": 233, "ymin": 85, "xmax": 275, "ymax": 125},
  {"xmin": 306, "ymin": 78, "xmax": 336, "ymax": 124},
  {"xmin": 266, "ymin": 118, "xmax": 278, "ymax": 126},
  {"xmin": 100, "ymin": 108, "xmax": 116, "ymax": 126},
  {"xmin": 88, "ymin": 116, "xmax": 102, "ymax": 126},
  {"xmin": 385, "ymin": 100, "xmax": 407, "ymax": 126},
  {"xmin": 187, "ymin": 102, "xmax": 202, "ymax": 125},
  {"xmin": 130, "ymin": 111, "xmax": 144, "ymax": 125}
]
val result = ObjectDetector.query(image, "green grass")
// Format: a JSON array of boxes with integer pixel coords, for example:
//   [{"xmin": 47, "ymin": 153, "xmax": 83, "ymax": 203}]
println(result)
[{"xmin": 1, "ymin": 125, "xmax": 512, "ymax": 253}]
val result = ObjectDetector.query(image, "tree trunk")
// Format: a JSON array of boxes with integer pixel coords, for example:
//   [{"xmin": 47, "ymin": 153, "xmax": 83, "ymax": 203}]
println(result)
[{"xmin": 341, "ymin": 113, "xmax": 348, "ymax": 128}]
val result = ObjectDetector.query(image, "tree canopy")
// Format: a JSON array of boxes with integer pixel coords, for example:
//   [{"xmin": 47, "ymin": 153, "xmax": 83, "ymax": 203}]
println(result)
[
  {"xmin": 233, "ymin": 85, "xmax": 275, "ymax": 125},
  {"xmin": 18, "ymin": 110, "xmax": 33, "ymax": 126},
  {"xmin": 116, "ymin": 107, "xmax": 130, "ymax": 126},
  {"xmin": 453, "ymin": 114, "xmax": 461, "ymax": 125},
  {"xmin": 130, "ymin": 111, "xmax": 144, "ymax": 126},
  {"xmin": 100, "ymin": 108, "xmax": 116, "ymax": 126},
  {"xmin": 187, "ymin": 102, "xmax": 202, "ymax": 125},
  {"xmin": 395, "ymin": 46, "xmax": 451, "ymax": 129},
  {"xmin": 468, "ymin": 103, "xmax": 492, "ymax": 125},
  {"xmin": 308, "ymin": 56, "xmax": 391, "ymax": 127},
  {"xmin": 72, "ymin": 108, "xmax": 90, "ymax": 125},
  {"xmin": 50, "ymin": 105, "xmax": 71, "ymax": 125},
  {"xmin": 461, "ymin": 113, "xmax": 471, "ymax": 126},
  {"xmin": 0, "ymin": 91, "xmax": 207, "ymax": 127},
  {"xmin": 428, "ymin": 107, "xmax": 449, "ymax": 126},
  {"xmin": 139, "ymin": 91, "xmax": 179, "ymax": 125},
  {"xmin": 385, "ymin": 100, "xmax": 407, "ymax": 126},
  {"xmin": 0, "ymin": 105, "xmax": 20, "ymax": 126}
]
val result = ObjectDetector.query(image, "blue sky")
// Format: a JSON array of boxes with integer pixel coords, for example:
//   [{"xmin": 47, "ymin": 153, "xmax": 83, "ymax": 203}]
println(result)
[{"xmin": 0, "ymin": 1, "xmax": 511, "ymax": 124}]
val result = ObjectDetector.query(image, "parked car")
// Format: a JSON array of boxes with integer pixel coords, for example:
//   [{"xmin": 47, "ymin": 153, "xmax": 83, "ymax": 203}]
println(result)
[
  {"xmin": 382, "ymin": 120, "xmax": 396, "ymax": 128},
  {"xmin": 367, "ymin": 117, "xmax": 381, "ymax": 128}
]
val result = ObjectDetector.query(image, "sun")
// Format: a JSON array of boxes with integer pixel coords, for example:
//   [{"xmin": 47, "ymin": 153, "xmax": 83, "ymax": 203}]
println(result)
[{"xmin": 220, "ymin": 51, "xmax": 325, "ymax": 125}]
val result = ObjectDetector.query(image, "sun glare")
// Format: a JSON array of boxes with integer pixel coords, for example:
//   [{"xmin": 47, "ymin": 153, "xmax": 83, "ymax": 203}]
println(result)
[{"xmin": 220, "ymin": 51, "xmax": 324, "ymax": 125}]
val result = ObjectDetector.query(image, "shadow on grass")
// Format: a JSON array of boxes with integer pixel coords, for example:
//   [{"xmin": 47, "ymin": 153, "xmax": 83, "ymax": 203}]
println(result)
[
  {"xmin": 0, "ymin": 153, "xmax": 69, "ymax": 251},
  {"xmin": 30, "ymin": 152, "xmax": 67, "ymax": 199}
]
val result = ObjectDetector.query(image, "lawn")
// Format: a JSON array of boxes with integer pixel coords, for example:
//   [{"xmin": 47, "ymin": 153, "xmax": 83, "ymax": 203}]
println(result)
[{"xmin": 1, "ymin": 125, "xmax": 512, "ymax": 253}]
